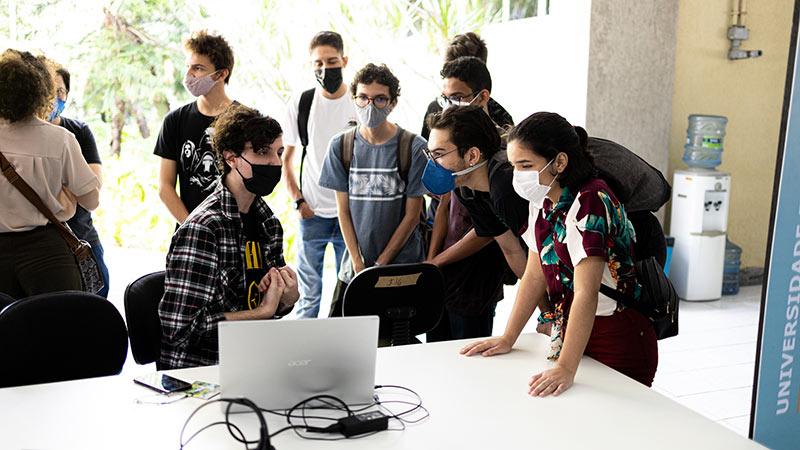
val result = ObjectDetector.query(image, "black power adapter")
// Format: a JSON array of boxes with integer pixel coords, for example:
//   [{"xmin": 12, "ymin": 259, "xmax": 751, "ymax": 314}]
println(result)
[{"xmin": 337, "ymin": 411, "xmax": 389, "ymax": 437}]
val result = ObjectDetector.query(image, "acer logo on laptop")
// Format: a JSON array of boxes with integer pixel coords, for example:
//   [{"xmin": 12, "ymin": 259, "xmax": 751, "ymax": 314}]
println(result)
[{"xmin": 287, "ymin": 359, "xmax": 311, "ymax": 367}]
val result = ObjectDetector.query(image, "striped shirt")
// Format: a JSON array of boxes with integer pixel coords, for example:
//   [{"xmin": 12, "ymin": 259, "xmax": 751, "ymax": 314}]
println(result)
[{"xmin": 158, "ymin": 184, "xmax": 285, "ymax": 369}]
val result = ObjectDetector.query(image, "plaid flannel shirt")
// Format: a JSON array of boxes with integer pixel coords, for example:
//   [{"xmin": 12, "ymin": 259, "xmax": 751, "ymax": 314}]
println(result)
[{"xmin": 158, "ymin": 184, "xmax": 285, "ymax": 369}]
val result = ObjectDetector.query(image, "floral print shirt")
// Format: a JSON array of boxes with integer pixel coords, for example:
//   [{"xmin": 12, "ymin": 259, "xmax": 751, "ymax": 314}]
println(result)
[{"xmin": 521, "ymin": 178, "xmax": 640, "ymax": 359}]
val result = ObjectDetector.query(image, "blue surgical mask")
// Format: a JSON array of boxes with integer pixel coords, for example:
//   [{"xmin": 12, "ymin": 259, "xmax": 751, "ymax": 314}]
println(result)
[
  {"xmin": 48, "ymin": 98, "xmax": 66, "ymax": 122},
  {"xmin": 421, "ymin": 158, "xmax": 487, "ymax": 195}
]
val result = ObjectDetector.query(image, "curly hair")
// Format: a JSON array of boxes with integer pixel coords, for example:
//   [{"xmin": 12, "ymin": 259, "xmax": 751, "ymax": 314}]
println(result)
[
  {"xmin": 184, "ymin": 30, "xmax": 235, "ymax": 84},
  {"xmin": 427, "ymin": 104, "xmax": 500, "ymax": 160},
  {"xmin": 350, "ymin": 63, "xmax": 401, "ymax": 101},
  {"xmin": 211, "ymin": 104, "xmax": 283, "ymax": 175},
  {"xmin": 0, "ymin": 49, "xmax": 56, "ymax": 123},
  {"xmin": 445, "ymin": 32, "xmax": 488, "ymax": 63}
]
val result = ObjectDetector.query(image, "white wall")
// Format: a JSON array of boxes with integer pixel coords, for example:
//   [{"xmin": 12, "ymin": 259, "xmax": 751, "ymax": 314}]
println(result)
[{"xmin": 482, "ymin": 0, "xmax": 593, "ymax": 127}]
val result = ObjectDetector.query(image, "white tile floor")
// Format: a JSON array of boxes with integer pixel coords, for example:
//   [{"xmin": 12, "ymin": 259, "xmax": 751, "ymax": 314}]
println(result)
[{"xmin": 105, "ymin": 245, "xmax": 763, "ymax": 437}]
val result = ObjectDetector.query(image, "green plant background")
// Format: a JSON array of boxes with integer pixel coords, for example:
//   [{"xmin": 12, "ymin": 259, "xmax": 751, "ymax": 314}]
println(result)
[{"xmin": 1, "ymin": 0, "xmax": 538, "ymax": 258}]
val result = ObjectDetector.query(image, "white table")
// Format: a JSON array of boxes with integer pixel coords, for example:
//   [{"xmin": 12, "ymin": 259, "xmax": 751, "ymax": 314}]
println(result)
[{"xmin": 0, "ymin": 334, "xmax": 763, "ymax": 449}]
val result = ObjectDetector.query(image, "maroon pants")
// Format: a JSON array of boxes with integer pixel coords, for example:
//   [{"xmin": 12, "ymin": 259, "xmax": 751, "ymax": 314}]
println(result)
[{"xmin": 583, "ymin": 307, "xmax": 658, "ymax": 386}]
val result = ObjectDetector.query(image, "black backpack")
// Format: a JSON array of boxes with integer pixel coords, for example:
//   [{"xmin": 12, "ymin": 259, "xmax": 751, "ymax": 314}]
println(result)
[
  {"xmin": 587, "ymin": 137, "xmax": 679, "ymax": 339},
  {"xmin": 587, "ymin": 137, "xmax": 671, "ymax": 266}
]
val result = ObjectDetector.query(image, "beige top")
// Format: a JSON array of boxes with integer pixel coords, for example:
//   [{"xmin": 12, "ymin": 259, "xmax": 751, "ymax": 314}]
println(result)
[{"xmin": 0, "ymin": 116, "xmax": 100, "ymax": 232}]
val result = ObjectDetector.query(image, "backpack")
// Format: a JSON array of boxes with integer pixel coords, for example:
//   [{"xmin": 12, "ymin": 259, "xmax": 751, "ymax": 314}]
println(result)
[
  {"xmin": 587, "ymin": 137, "xmax": 679, "ymax": 339},
  {"xmin": 295, "ymin": 88, "xmax": 316, "ymax": 190},
  {"xmin": 339, "ymin": 127, "xmax": 432, "ymax": 257},
  {"xmin": 587, "ymin": 137, "xmax": 671, "ymax": 266}
]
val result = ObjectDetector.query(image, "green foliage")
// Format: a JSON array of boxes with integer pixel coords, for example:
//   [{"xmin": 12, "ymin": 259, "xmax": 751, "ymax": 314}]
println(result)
[{"xmin": 3, "ymin": 0, "xmax": 526, "ymax": 256}]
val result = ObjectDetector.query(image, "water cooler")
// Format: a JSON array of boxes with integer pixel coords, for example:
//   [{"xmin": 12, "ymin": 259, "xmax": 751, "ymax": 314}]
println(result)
[{"xmin": 669, "ymin": 114, "xmax": 731, "ymax": 301}]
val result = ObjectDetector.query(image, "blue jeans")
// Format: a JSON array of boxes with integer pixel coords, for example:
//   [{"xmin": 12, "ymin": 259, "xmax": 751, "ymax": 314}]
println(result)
[
  {"xmin": 295, "ymin": 215, "xmax": 345, "ymax": 318},
  {"xmin": 92, "ymin": 242, "xmax": 110, "ymax": 298}
]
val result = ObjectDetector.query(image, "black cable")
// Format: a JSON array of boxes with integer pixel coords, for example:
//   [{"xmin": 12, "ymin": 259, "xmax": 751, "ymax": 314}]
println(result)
[
  {"xmin": 180, "ymin": 385, "xmax": 427, "ymax": 446},
  {"xmin": 180, "ymin": 398, "xmax": 270, "ymax": 450}
]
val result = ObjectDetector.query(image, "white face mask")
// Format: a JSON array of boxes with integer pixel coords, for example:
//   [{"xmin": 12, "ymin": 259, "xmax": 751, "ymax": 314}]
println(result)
[
  {"xmin": 441, "ymin": 92, "xmax": 479, "ymax": 112},
  {"xmin": 512, "ymin": 158, "xmax": 558, "ymax": 208}
]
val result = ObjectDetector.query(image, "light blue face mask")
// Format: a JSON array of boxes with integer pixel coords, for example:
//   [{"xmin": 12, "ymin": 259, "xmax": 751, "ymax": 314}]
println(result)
[
  {"xmin": 421, "ymin": 158, "xmax": 487, "ymax": 195},
  {"xmin": 48, "ymin": 98, "xmax": 66, "ymax": 122}
]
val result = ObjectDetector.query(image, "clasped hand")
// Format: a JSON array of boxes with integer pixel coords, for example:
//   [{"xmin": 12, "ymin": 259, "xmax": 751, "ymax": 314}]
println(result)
[{"xmin": 253, "ymin": 266, "xmax": 300, "ymax": 318}]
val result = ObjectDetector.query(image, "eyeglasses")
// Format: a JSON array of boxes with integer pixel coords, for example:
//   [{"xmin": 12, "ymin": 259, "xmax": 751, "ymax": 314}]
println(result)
[
  {"xmin": 354, "ymin": 94, "xmax": 391, "ymax": 109},
  {"xmin": 436, "ymin": 90, "xmax": 480, "ymax": 109},
  {"xmin": 422, "ymin": 147, "xmax": 458, "ymax": 167},
  {"xmin": 56, "ymin": 88, "xmax": 67, "ymax": 97}
]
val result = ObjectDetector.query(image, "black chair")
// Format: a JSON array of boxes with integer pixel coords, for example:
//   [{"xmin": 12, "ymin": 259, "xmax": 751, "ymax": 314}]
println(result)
[
  {"xmin": 342, "ymin": 263, "xmax": 445, "ymax": 346},
  {"xmin": 0, "ymin": 292, "xmax": 15, "ymax": 311},
  {"xmin": 0, "ymin": 291, "xmax": 128, "ymax": 388},
  {"xmin": 124, "ymin": 271, "xmax": 165, "ymax": 369}
]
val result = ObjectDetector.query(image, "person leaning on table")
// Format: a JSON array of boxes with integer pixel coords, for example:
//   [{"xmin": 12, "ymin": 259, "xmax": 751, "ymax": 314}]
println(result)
[
  {"xmin": 158, "ymin": 104, "xmax": 299, "ymax": 370},
  {"xmin": 461, "ymin": 112, "xmax": 658, "ymax": 396},
  {"xmin": 0, "ymin": 49, "xmax": 100, "ymax": 298}
]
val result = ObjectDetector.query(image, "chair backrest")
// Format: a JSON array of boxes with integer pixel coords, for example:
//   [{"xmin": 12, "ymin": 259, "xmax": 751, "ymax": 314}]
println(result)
[
  {"xmin": 123, "ymin": 271, "xmax": 165, "ymax": 368},
  {"xmin": 342, "ymin": 263, "xmax": 444, "ymax": 345},
  {"xmin": 0, "ymin": 291, "xmax": 128, "ymax": 388},
  {"xmin": 0, "ymin": 292, "xmax": 15, "ymax": 311}
]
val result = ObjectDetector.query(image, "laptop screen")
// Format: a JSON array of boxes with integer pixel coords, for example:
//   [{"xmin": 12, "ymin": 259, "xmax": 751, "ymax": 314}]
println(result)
[{"xmin": 219, "ymin": 316, "xmax": 379, "ymax": 410}]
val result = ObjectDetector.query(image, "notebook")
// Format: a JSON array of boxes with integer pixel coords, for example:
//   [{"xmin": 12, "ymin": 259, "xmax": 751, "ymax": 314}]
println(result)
[{"xmin": 218, "ymin": 316, "xmax": 379, "ymax": 410}]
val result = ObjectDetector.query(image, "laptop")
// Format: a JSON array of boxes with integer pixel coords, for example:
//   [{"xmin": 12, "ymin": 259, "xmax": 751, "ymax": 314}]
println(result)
[{"xmin": 218, "ymin": 316, "xmax": 379, "ymax": 410}]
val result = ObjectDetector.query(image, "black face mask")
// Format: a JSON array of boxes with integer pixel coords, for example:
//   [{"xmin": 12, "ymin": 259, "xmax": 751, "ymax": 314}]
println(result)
[
  {"xmin": 236, "ymin": 155, "xmax": 282, "ymax": 197},
  {"xmin": 315, "ymin": 67, "xmax": 343, "ymax": 94}
]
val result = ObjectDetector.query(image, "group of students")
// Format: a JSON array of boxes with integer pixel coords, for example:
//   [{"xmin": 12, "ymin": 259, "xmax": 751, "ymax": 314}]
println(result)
[{"xmin": 0, "ymin": 28, "xmax": 658, "ymax": 398}]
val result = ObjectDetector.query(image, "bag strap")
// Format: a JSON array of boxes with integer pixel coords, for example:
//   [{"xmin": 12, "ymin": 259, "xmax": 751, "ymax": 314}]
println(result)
[
  {"xmin": 340, "ymin": 127, "xmax": 357, "ymax": 175},
  {"xmin": 340, "ymin": 128, "xmax": 415, "ymax": 185},
  {"xmin": 599, "ymin": 281, "xmax": 657, "ymax": 319},
  {"xmin": 296, "ymin": 88, "xmax": 315, "ymax": 191},
  {"xmin": 396, "ymin": 129, "xmax": 415, "ymax": 184},
  {"xmin": 0, "ymin": 150, "xmax": 81, "ymax": 249}
]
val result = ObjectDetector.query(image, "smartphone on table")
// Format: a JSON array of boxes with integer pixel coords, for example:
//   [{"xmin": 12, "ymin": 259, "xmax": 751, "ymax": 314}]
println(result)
[{"xmin": 133, "ymin": 373, "xmax": 193, "ymax": 394}]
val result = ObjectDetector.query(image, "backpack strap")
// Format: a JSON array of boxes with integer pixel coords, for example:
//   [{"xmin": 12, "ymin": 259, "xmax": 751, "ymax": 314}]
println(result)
[
  {"xmin": 396, "ymin": 129, "xmax": 415, "ymax": 185},
  {"xmin": 296, "ymin": 88, "xmax": 315, "ymax": 190},
  {"xmin": 340, "ymin": 127, "xmax": 357, "ymax": 175},
  {"xmin": 341, "ymin": 128, "xmax": 415, "ymax": 185}
]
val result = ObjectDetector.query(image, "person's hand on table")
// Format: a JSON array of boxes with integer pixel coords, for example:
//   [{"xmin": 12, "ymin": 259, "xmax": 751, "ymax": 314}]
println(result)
[
  {"xmin": 528, "ymin": 365, "xmax": 575, "ymax": 397},
  {"xmin": 459, "ymin": 336, "xmax": 513, "ymax": 357}
]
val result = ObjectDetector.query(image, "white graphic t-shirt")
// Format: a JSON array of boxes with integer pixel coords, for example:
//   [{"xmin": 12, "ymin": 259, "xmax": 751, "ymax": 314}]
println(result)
[{"xmin": 281, "ymin": 87, "xmax": 358, "ymax": 218}]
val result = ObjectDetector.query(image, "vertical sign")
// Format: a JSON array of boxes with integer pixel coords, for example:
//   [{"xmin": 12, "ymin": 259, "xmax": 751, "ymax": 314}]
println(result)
[{"xmin": 751, "ymin": 2, "xmax": 800, "ymax": 448}]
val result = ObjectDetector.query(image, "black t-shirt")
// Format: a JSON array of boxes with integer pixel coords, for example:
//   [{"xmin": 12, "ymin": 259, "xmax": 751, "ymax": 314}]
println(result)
[
  {"xmin": 61, "ymin": 117, "xmax": 102, "ymax": 246},
  {"xmin": 241, "ymin": 210, "xmax": 267, "ymax": 310},
  {"xmin": 455, "ymin": 150, "xmax": 529, "ymax": 240},
  {"xmin": 154, "ymin": 101, "xmax": 230, "ymax": 214}
]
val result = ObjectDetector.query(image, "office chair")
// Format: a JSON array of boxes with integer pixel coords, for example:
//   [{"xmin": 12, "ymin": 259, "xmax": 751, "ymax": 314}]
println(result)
[
  {"xmin": 0, "ymin": 292, "xmax": 15, "ymax": 311},
  {"xmin": 0, "ymin": 291, "xmax": 128, "ymax": 388},
  {"xmin": 123, "ymin": 271, "xmax": 165, "ymax": 369},
  {"xmin": 342, "ymin": 263, "xmax": 444, "ymax": 346}
]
